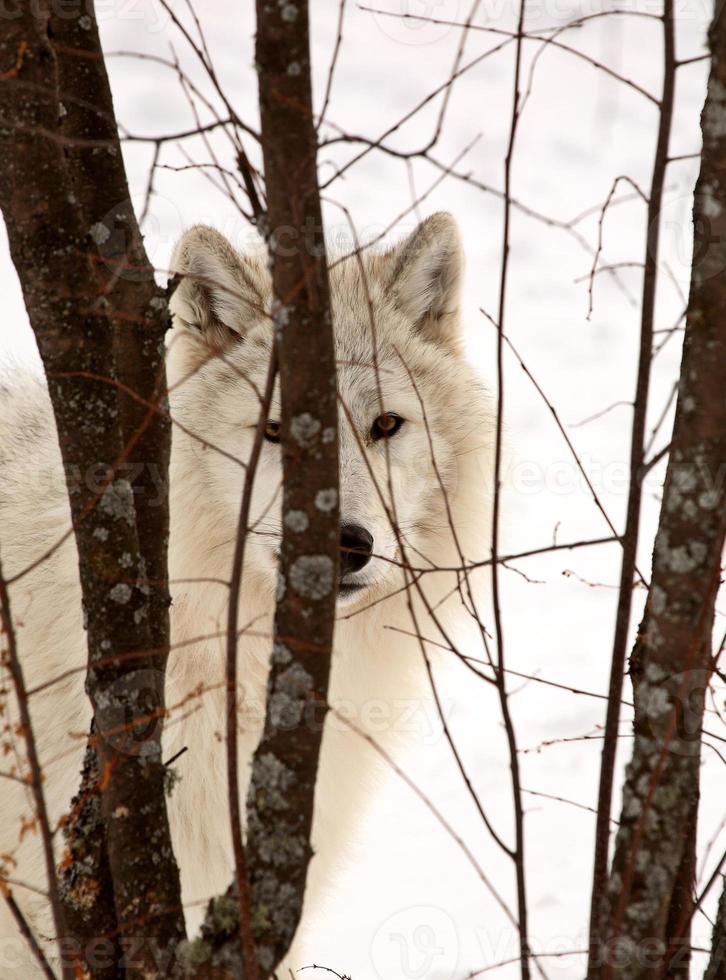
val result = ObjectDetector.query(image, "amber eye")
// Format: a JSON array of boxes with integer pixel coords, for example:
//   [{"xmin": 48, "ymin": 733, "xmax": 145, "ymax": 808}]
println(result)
[
  {"xmin": 264, "ymin": 420, "xmax": 281, "ymax": 443},
  {"xmin": 370, "ymin": 412, "xmax": 404, "ymax": 441}
]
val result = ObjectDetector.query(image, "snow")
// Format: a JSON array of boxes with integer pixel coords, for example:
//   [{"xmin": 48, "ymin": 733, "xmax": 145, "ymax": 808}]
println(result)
[{"xmin": 1, "ymin": 1, "xmax": 722, "ymax": 977}]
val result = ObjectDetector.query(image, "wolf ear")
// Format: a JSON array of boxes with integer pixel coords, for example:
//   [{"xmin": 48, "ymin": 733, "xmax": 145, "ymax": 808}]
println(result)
[
  {"xmin": 169, "ymin": 226, "xmax": 269, "ymax": 353},
  {"xmin": 383, "ymin": 212, "xmax": 464, "ymax": 348}
]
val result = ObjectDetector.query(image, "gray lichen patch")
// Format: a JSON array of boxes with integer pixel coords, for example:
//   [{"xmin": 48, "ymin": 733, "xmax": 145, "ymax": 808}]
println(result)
[
  {"xmin": 268, "ymin": 662, "xmax": 313, "ymax": 730},
  {"xmin": 701, "ymin": 182, "xmax": 723, "ymax": 218},
  {"xmin": 271, "ymin": 299, "xmax": 291, "ymax": 331},
  {"xmin": 99, "ymin": 478, "xmax": 135, "ymax": 525},
  {"xmin": 251, "ymin": 815, "xmax": 306, "ymax": 867},
  {"xmin": 289, "ymin": 554, "xmax": 334, "ymax": 599},
  {"xmin": 177, "ymin": 937, "xmax": 212, "ymax": 972},
  {"xmin": 250, "ymin": 873, "xmax": 301, "ymax": 967},
  {"xmin": 253, "ymin": 752, "xmax": 294, "ymax": 812},
  {"xmin": 704, "ymin": 77, "xmax": 726, "ymax": 138},
  {"xmin": 109, "ymin": 582, "xmax": 132, "ymax": 605},
  {"xmin": 638, "ymin": 681, "xmax": 671, "ymax": 721},
  {"xmin": 268, "ymin": 688, "xmax": 304, "ymax": 730},
  {"xmin": 208, "ymin": 894, "xmax": 240, "ymax": 933},
  {"xmin": 280, "ymin": 2, "xmax": 299, "ymax": 23},
  {"xmin": 666, "ymin": 541, "xmax": 708, "ymax": 574},
  {"xmin": 278, "ymin": 662, "xmax": 313, "ymax": 697},
  {"xmin": 605, "ymin": 744, "xmax": 700, "ymax": 960},
  {"xmin": 698, "ymin": 488, "xmax": 720, "ymax": 509},
  {"xmin": 315, "ymin": 487, "xmax": 337, "ymax": 512},
  {"xmin": 284, "ymin": 509, "xmax": 309, "ymax": 532},
  {"xmin": 271, "ymin": 642, "xmax": 292, "ymax": 666},
  {"xmin": 644, "ymin": 662, "xmax": 667, "ymax": 684},
  {"xmin": 89, "ymin": 221, "xmax": 110, "ymax": 245},
  {"xmin": 290, "ymin": 412, "xmax": 321, "ymax": 448},
  {"xmin": 655, "ymin": 530, "xmax": 708, "ymax": 574},
  {"xmin": 649, "ymin": 584, "xmax": 666, "ymax": 616}
]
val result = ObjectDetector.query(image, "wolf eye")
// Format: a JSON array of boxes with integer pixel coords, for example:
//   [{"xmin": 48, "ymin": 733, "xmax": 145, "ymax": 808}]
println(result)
[
  {"xmin": 264, "ymin": 420, "xmax": 281, "ymax": 443},
  {"xmin": 370, "ymin": 413, "xmax": 404, "ymax": 441}
]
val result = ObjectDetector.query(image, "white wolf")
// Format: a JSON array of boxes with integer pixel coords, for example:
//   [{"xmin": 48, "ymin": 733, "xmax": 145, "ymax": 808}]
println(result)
[{"xmin": 0, "ymin": 212, "xmax": 492, "ymax": 976}]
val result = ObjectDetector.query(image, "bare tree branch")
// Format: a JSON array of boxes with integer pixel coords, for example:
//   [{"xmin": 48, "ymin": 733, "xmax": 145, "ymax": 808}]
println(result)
[
  {"xmin": 0, "ymin": 562, "xmax": 68, "ymax": 978},
  {"xmin": 587, "ymin": 1, "xmax": 677, "ymax": 965},
  {"xmin": 490, "ymin": 4, "xmax": 533, "ymax": 977}
]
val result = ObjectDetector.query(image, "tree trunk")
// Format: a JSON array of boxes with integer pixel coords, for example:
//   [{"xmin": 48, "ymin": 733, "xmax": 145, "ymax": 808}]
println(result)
[
  {"xmin": 0, "ymin": 7, "xmax": 185, "ymax": 975},
  {"xmin": 178, "ymin": 2, "xmax": 339, "ymax": 976},
  {"xmin": 595, "ymin": 6, "xmax": 726, "ymax": 977}
]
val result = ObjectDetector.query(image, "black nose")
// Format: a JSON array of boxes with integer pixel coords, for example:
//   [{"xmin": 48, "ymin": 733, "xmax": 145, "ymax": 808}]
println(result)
[{"xmin": 340, "ymin": 524, "xmax": 374, "ymax": 577}]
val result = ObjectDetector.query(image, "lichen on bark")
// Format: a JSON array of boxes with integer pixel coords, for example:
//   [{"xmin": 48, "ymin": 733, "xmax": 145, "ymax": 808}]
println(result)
[{"xmin": 598, "ymin": 8, "xmax": 726, "ymax": 977}]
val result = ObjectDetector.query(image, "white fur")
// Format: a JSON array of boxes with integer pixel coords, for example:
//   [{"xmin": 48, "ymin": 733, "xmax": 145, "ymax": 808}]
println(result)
[{"xmin": 0, "ymin": 213, "xmax": 493, "ymax": 976}]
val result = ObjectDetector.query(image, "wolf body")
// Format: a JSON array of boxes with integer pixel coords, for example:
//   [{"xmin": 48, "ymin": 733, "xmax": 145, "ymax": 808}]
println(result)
[{"xmin": 0, "ymin": 213, "xmax": 492, "ymax": 976}]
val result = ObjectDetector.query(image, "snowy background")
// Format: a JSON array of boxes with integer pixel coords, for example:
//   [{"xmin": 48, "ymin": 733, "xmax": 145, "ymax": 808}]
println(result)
[{"xmin": 1, "ymin": 0, "xmax": 723, "ymax": 977}]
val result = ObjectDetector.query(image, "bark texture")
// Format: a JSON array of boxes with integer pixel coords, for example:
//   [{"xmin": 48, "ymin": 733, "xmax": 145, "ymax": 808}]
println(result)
[
  {"xmin": 0, "ymin": 6, "xmax": 184, "ymax": 975},
  {"xmin": 177, "ymin": 2, "xmax": 339, "ymax": 976},
  {"xmin": 246, "ymin": 1, "xmax": 340, "ymax": 972},
  {"xmin": 596, "ymin": 9, "xmax": 726, "ymax": 977},
  {"xmin": 58, "ymin": 739, "xmax": 122, "ymax": 980}
]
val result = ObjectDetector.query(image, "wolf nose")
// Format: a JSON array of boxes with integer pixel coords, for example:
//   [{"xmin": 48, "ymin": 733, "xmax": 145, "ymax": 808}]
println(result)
[{"xmin": 339, "ymin": 524, "xmax": 374, "ymax": 577}]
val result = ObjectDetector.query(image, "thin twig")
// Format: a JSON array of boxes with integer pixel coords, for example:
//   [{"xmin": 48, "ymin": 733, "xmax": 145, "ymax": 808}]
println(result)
[
  {"xmin": 491, "ymin": 4, "xmax": 532, "ymax": 976},
  {"xmin": 0, "ymin": 887, "xmax": 57, "ymax": 980},
  {"xmin": 225, "ymin": 349, "xmax": 278, "ymax": 980},
  {"xmin": 587, "ymin": 2, "xmax": 677, "ymax": 967},
  {"xmin": 0, "ymin": 562, "xmax": 70, "ymax": 978}
]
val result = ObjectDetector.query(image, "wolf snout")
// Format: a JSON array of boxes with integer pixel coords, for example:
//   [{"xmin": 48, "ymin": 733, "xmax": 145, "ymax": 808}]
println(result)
[{"xmin": 339, "ymin": 524, "xmax": 374, "ymax": 578}]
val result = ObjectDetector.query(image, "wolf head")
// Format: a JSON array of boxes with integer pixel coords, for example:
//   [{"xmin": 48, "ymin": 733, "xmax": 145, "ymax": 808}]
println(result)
[{"xmin": 167, "ymin": 214, "xmax": 492, "ymax": 612}]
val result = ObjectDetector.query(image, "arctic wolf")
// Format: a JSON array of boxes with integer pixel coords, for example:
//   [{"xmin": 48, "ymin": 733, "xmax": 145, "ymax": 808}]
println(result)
[{"xmin": 0, "ymin": 212, "xmax": 492, "ymax": 975}]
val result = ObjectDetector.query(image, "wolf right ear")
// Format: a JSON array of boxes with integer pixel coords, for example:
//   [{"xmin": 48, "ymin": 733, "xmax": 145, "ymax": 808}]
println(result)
[
  {"xmin": 383, "ymin": 212, "xmax": 464, "ymax": 349},
  {"xmin": 169, "ymin": 226, "xmax": 269, "ymax": 353}
]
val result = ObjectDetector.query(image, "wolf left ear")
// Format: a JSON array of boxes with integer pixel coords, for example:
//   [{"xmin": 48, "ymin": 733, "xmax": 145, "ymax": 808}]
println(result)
[
  {"xmin": 169, "ymin": 225, "xmax": 269, "ymax": 354},
  {"xmin": 384, "ymin": 212, "xmax": 464, "ymax": 348}
]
